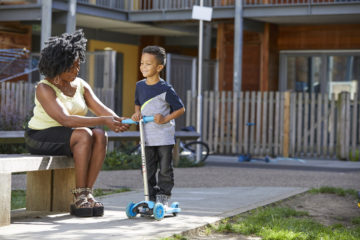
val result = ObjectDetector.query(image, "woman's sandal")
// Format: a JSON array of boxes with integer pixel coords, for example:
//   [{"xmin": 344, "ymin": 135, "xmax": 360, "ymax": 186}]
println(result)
[
  {"xmin": 70, "ymin": 188, "xmax": 93, "ymax": 217},
  {"xmin": 85, "ymin": 188, "xmax": 104, "ymax": 216}
]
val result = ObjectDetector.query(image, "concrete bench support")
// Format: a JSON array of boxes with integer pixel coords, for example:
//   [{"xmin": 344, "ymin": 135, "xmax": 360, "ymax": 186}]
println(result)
[
  {"xmin": 0, "ymin": 155, "xmax": 75, "ymax": 227},
  {"xmin": 26, "ymin": 169, "xmax": 75, "ymax": 212},
  {"xmin": 52, "ymin": 168, "xmax": 75, "ymax": 211},
  {"xmin": 0, "ymin": 172, "xmax": 11, "ymax": 226}
]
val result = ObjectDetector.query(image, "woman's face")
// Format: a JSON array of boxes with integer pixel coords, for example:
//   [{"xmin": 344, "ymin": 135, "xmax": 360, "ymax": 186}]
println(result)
[{"xmin": 60, "ymin": 58, "xmax": 80, "ymax": 82}]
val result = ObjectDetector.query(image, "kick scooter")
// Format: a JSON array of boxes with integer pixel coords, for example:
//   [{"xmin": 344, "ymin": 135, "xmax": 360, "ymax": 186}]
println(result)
[{"xmin": 122, "ymin": 116, "xmax": 181, "ymax": 220}]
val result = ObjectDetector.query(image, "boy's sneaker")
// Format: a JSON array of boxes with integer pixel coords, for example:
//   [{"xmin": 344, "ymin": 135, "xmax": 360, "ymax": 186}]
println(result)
[{"xmin": 156, "ymin": 194, "xmax": 169, "ymax": 210}]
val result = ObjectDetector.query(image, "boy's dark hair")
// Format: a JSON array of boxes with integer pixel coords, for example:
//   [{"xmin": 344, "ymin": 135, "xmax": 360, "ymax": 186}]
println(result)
[
  {"xmin": 38, "ymin": 29, "xmax": 87, "ymax": 78},
  {"xmin": 142, "ymin": 45, "xmax": 166, "ymax": 66}
]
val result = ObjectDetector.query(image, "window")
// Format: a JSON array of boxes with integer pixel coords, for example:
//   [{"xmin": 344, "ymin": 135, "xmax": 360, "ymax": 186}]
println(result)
[
  {"xmin": 280, "ymin": 51, "xmax": 360, "ymax": 99},
  {"xmin": 286, "ymin": 56, "xmax": 321, "ymax": 93}
]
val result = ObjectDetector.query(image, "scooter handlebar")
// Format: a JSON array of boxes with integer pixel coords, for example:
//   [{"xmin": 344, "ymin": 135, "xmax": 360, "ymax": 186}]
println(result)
[
  {"xmin": 142, "ymin": 116, "xmax": 154, "ymax": 123},
  {"xmin": 122, "ymin": 116, "xmax": 154, "ymax": 124}
]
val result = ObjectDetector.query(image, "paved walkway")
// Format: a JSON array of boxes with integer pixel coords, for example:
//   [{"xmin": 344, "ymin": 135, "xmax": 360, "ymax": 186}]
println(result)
[
  {"xmin": 0, "ymin": 187, "xmax": 307, "ymax": 240},
  {"xmin": 11, "ymin": 155, "xmax": 360, "ymax": 191},
  {"xmin": 3, "ymin": 155, "xmax": 360, "ymax": 239}
]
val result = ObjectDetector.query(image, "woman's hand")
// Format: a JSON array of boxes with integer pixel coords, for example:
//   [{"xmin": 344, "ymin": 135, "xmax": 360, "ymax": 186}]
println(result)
[
  {"xmin": 104, "ymin": 116, "xmax": 129, "ymax": 132},
  {"xmin": 131, "ymin": 112, "xmax": 142, "ymax": 122},
  {"xmin": 118, "ymin": 117, "xmax": 130, "ymax": 132},
  {"xmin": 154, "ymin": 113, "xmax": 167, "ymax": 124}
]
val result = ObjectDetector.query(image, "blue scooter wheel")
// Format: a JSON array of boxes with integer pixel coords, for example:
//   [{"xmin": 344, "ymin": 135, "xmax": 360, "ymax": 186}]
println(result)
[
  {"xmin": 126, "ymin": 202, "xmax": 137, "ymax": 218},
  {"xmin": 153, "ymin": 203, "xmax": 165, "ymax": 220}
]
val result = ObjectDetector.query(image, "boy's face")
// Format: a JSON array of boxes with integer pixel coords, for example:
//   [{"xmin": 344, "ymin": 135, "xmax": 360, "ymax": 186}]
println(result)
[{"xmin": 140, "ymin": 53, "xmax": 164, "ymax": 78}]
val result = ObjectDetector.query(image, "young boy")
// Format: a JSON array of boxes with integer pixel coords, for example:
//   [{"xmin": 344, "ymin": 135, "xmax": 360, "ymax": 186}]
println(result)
[{"xmin": 131, "ymin": 46, "xmax": 185, "ymax": 207}]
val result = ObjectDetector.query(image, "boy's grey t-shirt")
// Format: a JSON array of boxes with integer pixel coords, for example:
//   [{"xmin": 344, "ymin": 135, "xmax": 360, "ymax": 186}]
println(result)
[{"xmin": 135, "ymin": 79, "xmax": 184, "ymax": 146}]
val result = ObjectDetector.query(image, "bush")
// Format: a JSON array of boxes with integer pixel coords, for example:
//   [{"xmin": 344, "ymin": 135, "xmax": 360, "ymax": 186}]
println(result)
[
  {"xmin": 0, "ymin": 108, "xmax": 31, "ymax": 131},
  {"xmin": 0, "ymin": 143, "xmax": 27, "ymax": 154},
  {"xmin": 0, "ymin": 108, "xmax": 30, "ymax": 154},
  {"xmin": 103, "ymin": 149, "xmax": 204, "ymax": 170},
  {"xmin": 349, "ymin": 150, "xmax": 360, "ymax": 162},
  {"xmin": 176, "ymin": 156, "xmax": 205, "ymax": 168},
  {"xmin": 103, "ymin": 150, "xmax": 141, "ymax": 170}
]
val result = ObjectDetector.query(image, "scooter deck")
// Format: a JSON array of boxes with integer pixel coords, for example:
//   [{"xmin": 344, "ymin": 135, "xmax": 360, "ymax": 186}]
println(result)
[{"xmin": 129, "ymin": 200, "xmax": 181, "ymax": 217}]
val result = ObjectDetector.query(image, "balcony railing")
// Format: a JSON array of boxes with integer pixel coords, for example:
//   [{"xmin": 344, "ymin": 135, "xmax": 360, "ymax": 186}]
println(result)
[
  {"xmin": 76, "ymin": 0, "xmax": 235, "ymax": 11},
  {"xmin": 1, "ymin": 0, "xmax": 358, "ymax": 12},
  {"xmin": 0, "ymin": 0, "xmax": 38, "ymax": 4},
  {"xmin": 77, "ymin": 0, "xmax": 127, "ymax": 10},
  {"xmin": 244, "ymin": 0, "xmax": 360, "ymax": 6}
]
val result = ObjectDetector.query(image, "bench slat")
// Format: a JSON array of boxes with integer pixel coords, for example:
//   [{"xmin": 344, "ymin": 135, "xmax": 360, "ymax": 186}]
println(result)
[
  {"xmin": 0, "ymin": 155, "xmax": 73, "ymax": 173},
  {"xmin": 0, "ymin": 130, "xmax": 200, "ymax": 143},
  {"xmin": 0, "ymin": 131, "xmax": 24, "ymax": 143}
]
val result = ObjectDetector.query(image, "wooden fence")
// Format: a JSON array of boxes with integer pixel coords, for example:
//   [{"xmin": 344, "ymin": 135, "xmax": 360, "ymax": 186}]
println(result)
[
  {"xmin": 0, "ymin": 81, "xmax": 114, "ymax": 130},
  {"xmin": 1, "ymin": 82, "xmax": 359, "ymax": 160},
  {"xmin": 186, "ymin": 90, "xmax": 360, "ymax": 160}
]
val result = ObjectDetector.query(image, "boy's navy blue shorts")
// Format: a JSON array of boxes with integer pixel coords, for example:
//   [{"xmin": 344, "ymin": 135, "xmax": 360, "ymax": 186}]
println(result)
[{"xmin": 25, "ymin": 126, "xmax": 74, "ymax": 157}]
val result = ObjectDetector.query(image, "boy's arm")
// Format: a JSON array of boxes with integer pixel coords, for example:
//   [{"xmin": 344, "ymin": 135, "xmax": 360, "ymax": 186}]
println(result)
[
  {"xmin": 154, "ymin": 107, "xmax": 185, "ymax": 124},
  {"xmin": 134, "ymin": 105, "xmax": 141, "ymax": 114},
  {"xmin": 131, "ymin": 105, "xmax": 142, "ymax": 121}
]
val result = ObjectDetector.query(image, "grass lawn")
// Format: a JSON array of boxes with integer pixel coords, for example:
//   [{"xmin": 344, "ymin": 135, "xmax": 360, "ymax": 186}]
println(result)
[
  {"xmin": 209, "ymin": 206, "xmax": 360, "ymax": 240},
  {"xmin": 11, "ymin": 190, "xmax": 26, "ymax": 210},
  {"xmin": 164, "ymin": 187, "xmax": 360, "ymax": 240}
]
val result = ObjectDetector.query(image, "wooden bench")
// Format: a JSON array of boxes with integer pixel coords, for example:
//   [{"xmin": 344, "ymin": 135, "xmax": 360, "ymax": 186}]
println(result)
[
  {"xmin": 0, "ymin": 130, "xmax": 200, "ymax": 163},
  {"xmin": 0, "ymin": 130, "xmax": 200, "ymax": 143},
  {"xmin": 0, "ymin": 130, "xmax": 199, "ymax": 226}
]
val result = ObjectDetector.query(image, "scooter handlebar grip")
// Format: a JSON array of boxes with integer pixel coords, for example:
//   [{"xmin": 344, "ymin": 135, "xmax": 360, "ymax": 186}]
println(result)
[
  {"xmin": 122, "ymin": 119, "xmax": 137, "ymax": 124},
  {"xmin": 121, "ymin": 116, "xmax": 154, "ymax": 124},
  {"xmin": 143, "ymin": 116, "xmax": 154, "ymax": 123}
]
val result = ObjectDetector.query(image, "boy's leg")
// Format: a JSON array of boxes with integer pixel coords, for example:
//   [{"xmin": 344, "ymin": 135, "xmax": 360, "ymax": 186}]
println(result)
[
  {"xmin": 157, "ymin": 145, "xmax": 174, "ymax": 197},
  {"xmin": 145, "ymin": 146, "xmax": 158, "ymax": 201}
]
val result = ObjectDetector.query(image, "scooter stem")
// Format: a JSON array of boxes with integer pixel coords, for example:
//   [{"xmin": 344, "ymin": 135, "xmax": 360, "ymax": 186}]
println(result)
[
  {"xmin": 121, "ymin": 117, "xmax": 153, "ymax": 202},
  {"xmin": 139, "ymin": 119, "xmax": 150, "ymax": 202}
]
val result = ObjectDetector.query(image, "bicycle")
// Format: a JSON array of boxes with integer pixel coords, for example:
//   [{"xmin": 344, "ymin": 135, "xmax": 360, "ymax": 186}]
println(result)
[
  {"xmin": 178, "ymin": 126, "xmax": 209, "ymax": 163},
  {"xmin": 127, "ymin": 125, "xmax": 210, "ymax": 164}
]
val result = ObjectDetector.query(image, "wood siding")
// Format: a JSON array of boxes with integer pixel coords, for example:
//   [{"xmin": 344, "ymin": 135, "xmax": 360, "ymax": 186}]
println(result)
[
  {"xmin": 217, "ymin": 23, "xmax": 261, "ymax": 91},
  {"xmin": 278, "ymin": 24, "xmax": 360, "ymax": 50},
  {"xmin": 216, "ymin": 23, "xmax": 360, "ymax": 91}
]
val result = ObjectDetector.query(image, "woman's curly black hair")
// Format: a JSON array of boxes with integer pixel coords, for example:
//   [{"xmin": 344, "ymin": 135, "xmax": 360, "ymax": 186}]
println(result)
[{"xmin": 38, "ymin": 29, "xmax": 87, "ymax": 78}]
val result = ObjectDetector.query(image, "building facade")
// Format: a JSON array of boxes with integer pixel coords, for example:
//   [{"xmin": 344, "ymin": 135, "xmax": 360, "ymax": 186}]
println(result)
[{"xmin": 1, "ymin": 0, "xmax": 360, "ymax": 117}]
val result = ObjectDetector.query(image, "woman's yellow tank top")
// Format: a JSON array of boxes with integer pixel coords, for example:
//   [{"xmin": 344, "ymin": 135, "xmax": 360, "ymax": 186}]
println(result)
[{"xmin": 28, "ymin": 77, "xmax": 88, "ymax": 130}]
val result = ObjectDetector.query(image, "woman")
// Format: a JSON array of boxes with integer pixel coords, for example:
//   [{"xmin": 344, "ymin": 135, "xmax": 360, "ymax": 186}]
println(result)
[{"xmin": 25, "ymin": 29, "xmax": 129, "ymax": 217}]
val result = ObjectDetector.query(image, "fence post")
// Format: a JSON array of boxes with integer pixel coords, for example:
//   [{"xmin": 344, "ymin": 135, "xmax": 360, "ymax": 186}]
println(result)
[
  {"xmin": 282, "ymin": 91, "xmax": 290, "ymax": 157},
  {"xmin": 336, "ymin": 92, "xmax": 350, "ymax": 160}
]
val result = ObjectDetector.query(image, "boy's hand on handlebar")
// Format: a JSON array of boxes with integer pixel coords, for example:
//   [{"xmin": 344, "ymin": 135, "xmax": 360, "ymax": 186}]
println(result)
[
  {"xmin": 154, "ymin": 113, "xmax": 166, "ymax": 124},
  {"xmin": 131, "ymin": 112, "xmax": 142, "ymax": 122}
]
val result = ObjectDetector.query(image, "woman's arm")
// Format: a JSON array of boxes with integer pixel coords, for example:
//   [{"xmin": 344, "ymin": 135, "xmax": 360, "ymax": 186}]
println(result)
[
  {"xmin": 82, "ymin": 81, "xmax": 118, "ymax": 117},
  {"xmin": 36, "ymin": 83, "xmax": 125, "ymax": 132}
]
